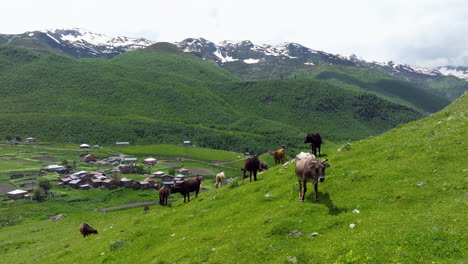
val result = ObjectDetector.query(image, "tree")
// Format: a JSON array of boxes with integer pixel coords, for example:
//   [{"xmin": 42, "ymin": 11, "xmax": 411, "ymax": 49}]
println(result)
[
  {"xmin": 33, "ymin": 187, "xmax": 44, "ymax": 201},
  {"xmin": 14, "ymin": 136, "xmax": 21, "ymax": 141},
  {"xmin": 5, "ymin": 135, "xmax": 12, "ymax": 141},
  {"xmin": 38, "ymin": 178, "xmax": 52, "ymax": 195}
]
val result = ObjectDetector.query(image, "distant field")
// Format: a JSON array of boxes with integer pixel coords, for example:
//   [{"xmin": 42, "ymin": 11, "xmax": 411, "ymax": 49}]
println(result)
[{"xmin": 114, "ymin": 144, "xmax": 243, "ymax": 162}]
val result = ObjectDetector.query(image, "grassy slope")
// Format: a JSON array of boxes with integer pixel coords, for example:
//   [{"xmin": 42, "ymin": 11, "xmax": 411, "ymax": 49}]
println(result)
[
  {"xmin": 0, "ymin": 45, "xmax": 428, "ymax": 153},
  {"xmin": 293, "ymin": 65, "xmax": 451, "ymax": 113},
  {"xmin": 208, "ymin": 79, "xmax": 425, "ymax": 142},
  {"xmin": 0, "ymin": 94, "xmax": 466, "ymax": 263}
]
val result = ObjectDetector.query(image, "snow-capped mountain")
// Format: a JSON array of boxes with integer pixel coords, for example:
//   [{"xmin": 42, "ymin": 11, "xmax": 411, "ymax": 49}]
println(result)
[
  {"xmin": 174, "ymin": 38, "xmax": 468, "ymax": 81},
  {"xmin": 435, "ymin": 66, "xmax": 468, "ymax": 80},
  {"xmin": 1, "ymin": 28, "xmax": 467, "ymax": 81},
  {"xmin": 19, "ymin": 28, "xmax": 155, "ymax": 58}
]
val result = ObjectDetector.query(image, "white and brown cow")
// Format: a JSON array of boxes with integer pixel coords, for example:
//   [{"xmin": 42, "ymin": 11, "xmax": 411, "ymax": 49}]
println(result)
[{"xmin": 294, "ymin": 152, "xmax": 331, "ymax": 203}]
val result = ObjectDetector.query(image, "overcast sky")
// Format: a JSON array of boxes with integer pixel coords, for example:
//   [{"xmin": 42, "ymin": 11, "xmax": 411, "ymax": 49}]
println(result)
[{"xmin": 3, "ymin": 0, "xmax": 467, "ymax": 68}]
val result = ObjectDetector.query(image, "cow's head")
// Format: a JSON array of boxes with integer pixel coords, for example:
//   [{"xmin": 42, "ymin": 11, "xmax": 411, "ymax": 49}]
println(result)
[
  {"xmin": 304, "ymin": 134, "xmax": 313, "ymax": 144},
  {"xmin": 308, "ymin": 159, "xmax": 331, "ymax": 182}
]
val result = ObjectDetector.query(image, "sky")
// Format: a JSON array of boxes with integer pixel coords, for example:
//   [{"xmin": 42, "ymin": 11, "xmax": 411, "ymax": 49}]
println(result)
[{"xmin": 3, "ymin": 0, "xmax": 468, "ymax": 68}]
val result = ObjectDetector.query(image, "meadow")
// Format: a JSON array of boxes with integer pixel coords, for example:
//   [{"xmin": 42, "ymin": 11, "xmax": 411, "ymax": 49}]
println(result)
[{"xmin": 0, "ymin": 93, "xmax": 465, "ymax": 263}]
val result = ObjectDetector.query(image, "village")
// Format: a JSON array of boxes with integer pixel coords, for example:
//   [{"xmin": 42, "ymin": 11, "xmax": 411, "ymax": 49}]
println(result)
[{"xmin": 5, "ymin": 140, "xmax": 201, "ymax": 200}]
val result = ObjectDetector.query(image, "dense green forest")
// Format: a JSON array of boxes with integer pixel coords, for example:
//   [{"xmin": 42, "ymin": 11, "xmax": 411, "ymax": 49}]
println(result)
[{"xmin": 0, "ymin": 44, "xmax": 449, "ymax": 153}]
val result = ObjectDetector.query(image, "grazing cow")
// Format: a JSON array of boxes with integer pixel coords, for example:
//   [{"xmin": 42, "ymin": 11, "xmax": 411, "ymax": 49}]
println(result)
[
  {"xmin": 79, "ymin": 222, "xmax": 98, "ymax": 238},
  {"xmin": 171, "ymin": 176, "xmax": 203, "ymax": 202},
  {"xmin": 294, "ymin": 152, "xmax": 331, "ymax": 203},
  {"xmin": 304, "ymin": 133, "xmax": 323, "ymax": 156},
  {"xmin": 270, "ymin": 145, "xmax": 286, "ymax": 165},
  {"xmin": 144, "ymin": 206, "xmax": 150, "ymax": 211},
  {"xmin": 159, "ymin": 186, "xmax": 170, "ymax": 206},
  {"xmin": 242, "ymin": 155, "xmax": 260, "ymax": 182},
  {"xmin": 215, "ymin": 172, "xmax": 225, "ymax": 188},
  {"xmin": 259, "ymin": 162, "xmax": 268, "ymax": 171}
]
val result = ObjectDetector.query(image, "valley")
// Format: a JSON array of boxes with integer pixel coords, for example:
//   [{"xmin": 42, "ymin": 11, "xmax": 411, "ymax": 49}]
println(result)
[{"xmin": 0, "ymin": 28, "xmax": 466, "ymax": 263}]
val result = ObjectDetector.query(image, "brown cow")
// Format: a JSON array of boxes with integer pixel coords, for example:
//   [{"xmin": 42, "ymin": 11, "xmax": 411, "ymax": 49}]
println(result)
[
  {"xmin": 159, "ymin": 186, "xmax": 170, "ymax": 206},
  {"xmin": 270, "ymin": 145, "xmax": 286, "ymax": 165},
  {"xmin": 79, "ymin": 222, "xmax": 98, "ymax": 238},
  {"xmin": 242, "ymin": 155, "xmax": 260, "ymax": 182},
  {"xmin": 171, "ymin": 176, "xmax": 203, "ymax": 202},
  {"xmin": 259, "ymin": 162, "xmax": 268, "ymax": 171},
  {"xmin": 294, "ymin": 152, "xmax": 331, "ymax": 203}
]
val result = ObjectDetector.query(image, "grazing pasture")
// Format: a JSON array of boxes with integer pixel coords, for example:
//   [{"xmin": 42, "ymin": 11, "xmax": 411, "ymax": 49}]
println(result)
[{"xmin": 0, "ymin": 94, "xmax": 465, "ymax": 263}]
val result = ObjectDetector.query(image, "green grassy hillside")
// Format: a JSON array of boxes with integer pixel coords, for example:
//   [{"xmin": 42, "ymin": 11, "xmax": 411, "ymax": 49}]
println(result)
[
  {"xmin": 208, "ymin": 79, "xmax": 425, "ymax": 142},
  {"xmin": 0, "ymin": 91, "xmax": 465, "ymax": 263},
  {"xmin": 292, "ymin": 65, "xmax": 450, "ymax": 113},
  {"xmin": 0, "ymin": 45, "xmax": 437, "ymax": 153}
]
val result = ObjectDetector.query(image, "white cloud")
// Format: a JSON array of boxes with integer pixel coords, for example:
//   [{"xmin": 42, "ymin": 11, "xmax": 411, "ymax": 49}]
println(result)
[{"xmin": 1, "ymin": 0, "xmax": 467, "ymax": 67}]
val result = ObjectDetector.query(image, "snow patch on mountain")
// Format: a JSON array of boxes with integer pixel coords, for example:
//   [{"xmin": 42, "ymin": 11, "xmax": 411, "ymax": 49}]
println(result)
[
  {"xmin": 244, "ymin": 58, "xmax": 260, "ymax": 64},
  {"xmin": 213, "ymin": 49, "xmax": 238, "ymax": 63},
  {"xmin": 436, "ymin": 66, "xmax": 468, "ymax": 80}
]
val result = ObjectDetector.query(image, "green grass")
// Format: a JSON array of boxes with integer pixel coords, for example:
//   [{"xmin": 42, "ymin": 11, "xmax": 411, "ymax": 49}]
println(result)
[
  {"xmin": 0, "ymin": 93, "xmax": 465, "ymax": 263},
  {"xmin": 114, "ymin": 144, "xmax": 243, "ymax": 162},
  {"xmin": 0, "ymin": 45, "xmax": 434, "ymax": 154}
]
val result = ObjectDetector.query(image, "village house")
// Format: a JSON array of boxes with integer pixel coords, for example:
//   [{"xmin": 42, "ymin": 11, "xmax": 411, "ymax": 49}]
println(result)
[
  {"xmin": 79, "ymin": 154, "xmax": 98, "ymax": 162},
  {"xmin": 68, "ymin": 179, "xmax": 82, "ymax": 189},
  {"xmin": 90, "ymin": 178, "xmax": 102, "ymax": 188},
  {"xmin": 151, "ymin": 171, "xmax": 165, "ymax": 178},
  {"xmin": 25, "ymin": 137, "xmax": 36, "ymax": 143},
  {"xmin": 7, "ymin": 189, "xmax": 28, "ymax": 200},
  {"xmin": 116, "ymin": 142, "xmax": 129, "ymax": 147},
  {"xmin": 118, "ymin": 165, "xmax": 134, "ymax": 174},
  {"xmin": 140, "ymin": 181, "xmax": 151, "ymax": 190},
  {"xmin": 178, "ymin": 168, "xmax": 189, "ymax": 175},
  {"xmin": 161, "ymin": 175, "xmax": 175, "ymax": 187},
  {"xmin": 80, "ymin": 144, "xmax": 90, "ymax": 148},
  {"xmin": 124, "ymin": 157, "xmax": 138, "ymax": 164},
  {"xmin": 143, "ymin": 157, "xmax": 157, "ymax": 166},
  {"xmin": 183, "ymin": 140, "xmax": 192, "ymax": 146},
  {"xmin": 79, "ymin": 184, "xmax": 91, "ymax": 190},
  {"xmin": 174, "ymin": 174, "xmax": 186, "ymax": 183},
  {"xmin": 44, "ymin": 165, "xmax": 65, "ymax": 172},
  {"xmin": 120, "ymin": 178, "xmax": 134, "ymax": 188}
]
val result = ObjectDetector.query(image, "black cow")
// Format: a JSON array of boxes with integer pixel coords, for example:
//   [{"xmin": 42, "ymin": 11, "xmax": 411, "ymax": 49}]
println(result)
[
  {"xmin": 304, "ymin": 133, "xmax": 322, "ymax": 156},
  {"xmin": 242, "ymin": 155, "xmax": 260, "ymax": 182}
]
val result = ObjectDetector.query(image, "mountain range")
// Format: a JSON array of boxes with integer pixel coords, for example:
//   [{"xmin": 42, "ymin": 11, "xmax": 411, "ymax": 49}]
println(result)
[
  {"xmin": 0, "ymin": 28, "xmax": 466, "ymax": 152},
  {"xmin": 1, "ymin": 28, "xmax": 467, "ymax": 81}
]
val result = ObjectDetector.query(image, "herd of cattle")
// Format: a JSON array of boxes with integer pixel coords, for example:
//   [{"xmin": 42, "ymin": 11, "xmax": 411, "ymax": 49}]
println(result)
[{"xmin": 80, "ymin": 133, "xmax": 330, "ymax": 237}]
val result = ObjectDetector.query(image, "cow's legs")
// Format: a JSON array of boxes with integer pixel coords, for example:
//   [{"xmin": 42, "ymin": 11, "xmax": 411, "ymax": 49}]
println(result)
[
  {"xmin": 303, "ymin": 179, "xmax": 307, "ymax": 202},
  {"xmin": 298, "ymin": 179, "xmax": 303, "ymax": 202},
  {"xmin": 253, "ymin": 171, "xmax": 257, "ymax": 181},
  {"xmin": 314, "ymin": 183, "xmax": 319, "ymax": 202}
]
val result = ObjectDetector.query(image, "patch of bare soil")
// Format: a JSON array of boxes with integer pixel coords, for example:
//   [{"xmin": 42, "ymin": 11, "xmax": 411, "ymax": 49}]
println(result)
[
  {"xmin": 163, "ymin": 162, "xmax": 181, "ymax": 168},
  {"xmin": 31, "ymin": 157, "xmax": 61, "ymax": 162},
  {"xmin": 0, "ymin": 183, "xmax": 16, "ymax": 193},
  {"xmin": 188, "ymin": 168, "xmax": 216, "ymax": 175}
]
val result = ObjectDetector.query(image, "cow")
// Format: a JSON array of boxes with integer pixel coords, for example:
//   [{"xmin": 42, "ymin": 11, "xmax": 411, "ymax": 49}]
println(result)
[
  {"xmin": 294, "ymin": 152, "xmax": 331, "ymax": 203},
  {"xmin": 159, "ymin": 186, "xmax": 170, "ymax": 206},
  {"xmin": 215, "ymin": 172, "xmax": 225, "ymax": 188},
  {"xmin": 144, "ymin": 206, "xmax": 150, "ymax": 211},
  {"xmin": 79, "ymin": 222, "xmax": 98, "ymax": 238},
  {"xmin": 304, "ymin": 133, "xmax": 322, "ymax": 156},
  {"xmin": 259, "ymin": 162, "xmax": 268, "ymax": 171},
  {"xmin": 242, "ymin": 155, "xmax": 260, "ymax": 182},
  {"xmin": 171, "ymin": 176, "xmax": 203, "ymax": 202},
  {"xmin": 270, "ymin": 145, "xmax": 286, "ymax": 165}
]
